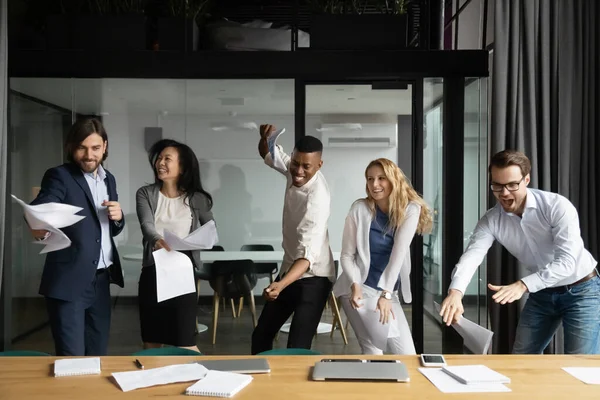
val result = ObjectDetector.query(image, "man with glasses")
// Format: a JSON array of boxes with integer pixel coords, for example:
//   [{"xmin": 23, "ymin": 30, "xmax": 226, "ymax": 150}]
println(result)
[{"xmin": 440, "ymin": 150, "xmax": 599, "ymax": 354}]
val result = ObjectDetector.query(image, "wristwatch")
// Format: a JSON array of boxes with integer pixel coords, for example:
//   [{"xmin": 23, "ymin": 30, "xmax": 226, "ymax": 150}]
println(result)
[{"xmin": 380, "ymin": 291, "xmax": 392, "ymax": 300}]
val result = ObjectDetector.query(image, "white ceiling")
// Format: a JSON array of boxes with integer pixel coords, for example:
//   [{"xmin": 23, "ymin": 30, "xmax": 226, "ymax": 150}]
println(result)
[{"xmin": 10, "ymin": 78, "xmax": 416, "ymax": 116}]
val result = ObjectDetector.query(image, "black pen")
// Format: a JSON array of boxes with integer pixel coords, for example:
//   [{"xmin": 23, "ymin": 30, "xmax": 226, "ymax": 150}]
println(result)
[{"xmin": 135, "ymin": 359, "xmax": 144, "ymax": 369}]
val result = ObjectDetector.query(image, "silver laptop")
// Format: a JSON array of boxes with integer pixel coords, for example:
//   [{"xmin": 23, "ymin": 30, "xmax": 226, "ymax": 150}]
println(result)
[
  {"xmin": 312, "ymin": 359, "xmax": 409, "ymax": 382},
  {"xmin": 195, "ymin": 358, "xmax": 271, "ymax": 374}
]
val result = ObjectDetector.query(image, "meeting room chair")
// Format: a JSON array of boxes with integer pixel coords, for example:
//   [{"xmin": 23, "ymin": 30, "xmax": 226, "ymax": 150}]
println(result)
[
  {"xmin": 329, "ymin": 260, "xmax": 349, "ymax": 345},
  {"xmin": 257, "ymin": 348, "xmax": 321, "ymax": 356},
  {"xmin": 132, "ymin": 347, "xmax": 202, "ymax": 356},
  {"xmin": 238, "ymin": 244, "xmax": 278, "ymax": 316},
  {"xmin": 0, "ymin": 350, "xmax": 50, "ymax": 356},
  {"xmin": 208, "ymin": 259, "xmax": 258, "ymax": 345}
]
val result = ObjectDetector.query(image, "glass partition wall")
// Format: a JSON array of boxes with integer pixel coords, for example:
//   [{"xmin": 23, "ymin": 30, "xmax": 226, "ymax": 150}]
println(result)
[{"xmin": 4, "ymin": 77, "xmax": 487, "ymax": 355}]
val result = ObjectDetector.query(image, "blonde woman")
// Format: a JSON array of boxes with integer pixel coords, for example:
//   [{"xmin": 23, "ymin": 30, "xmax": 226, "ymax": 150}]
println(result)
[{"xmin": 333, "ymin": 158, "xmax": 432, "ymax": 354}]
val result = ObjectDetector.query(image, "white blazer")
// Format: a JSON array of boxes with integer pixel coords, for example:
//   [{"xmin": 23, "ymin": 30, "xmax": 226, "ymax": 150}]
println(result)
[{"xmin": 332, "ymin": 199, "xmax": 421, "ymax": 303}]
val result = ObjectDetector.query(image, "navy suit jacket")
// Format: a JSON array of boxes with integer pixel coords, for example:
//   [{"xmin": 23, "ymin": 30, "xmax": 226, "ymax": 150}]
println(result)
[{"xmin": 31, "ymin": 162, "xmax": 125, "ymax": 301}]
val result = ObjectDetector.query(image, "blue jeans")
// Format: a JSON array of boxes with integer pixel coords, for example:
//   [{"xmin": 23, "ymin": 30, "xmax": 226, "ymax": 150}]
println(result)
[{"xmin": 513, "ymin": 275, "xmax": 600, "ymax": 354}]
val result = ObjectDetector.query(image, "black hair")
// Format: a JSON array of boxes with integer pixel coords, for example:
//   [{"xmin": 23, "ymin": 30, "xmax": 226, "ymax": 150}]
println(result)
[
  {"xmin": 294, "ymin": 135, "xmax": 323, "ymax": 153},
  {"xmin": 64, "ymin": 118, "xmax": 108, "ymax": 162},
  {"xmin": 148, "ymin": 139, "xmax": 213, "ymax": 209}
]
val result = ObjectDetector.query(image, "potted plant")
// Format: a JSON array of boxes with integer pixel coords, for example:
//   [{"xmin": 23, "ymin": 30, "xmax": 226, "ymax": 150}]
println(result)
[
  {"xmin": 71, "ymin": 0, "xmax": 149, "ymax": 50},
  {"xmin": 155, "ymin": 0, "xmax": 213, "ymax": 51},
  {"xmin": 308, "ymin": 0, "xmax": 412, "ymax": 50}
]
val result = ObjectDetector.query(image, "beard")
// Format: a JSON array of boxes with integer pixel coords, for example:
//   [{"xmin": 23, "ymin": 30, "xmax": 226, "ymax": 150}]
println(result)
[{"xmin": 78, "ymin": 159, "xmax": 100, "ymax": 173}]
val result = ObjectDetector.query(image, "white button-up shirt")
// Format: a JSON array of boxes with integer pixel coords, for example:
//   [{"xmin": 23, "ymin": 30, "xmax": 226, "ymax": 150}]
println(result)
[
  {"xmin": 82, "ymin": 164, "xmax": 113, "ymax": 270},
  {"xmin": 449, "ymin": 188, "xmax": 597, "ymax": 294},
  {"xmin": 265, "ymin": 145, "xmax": 335, "ymax": 281}
]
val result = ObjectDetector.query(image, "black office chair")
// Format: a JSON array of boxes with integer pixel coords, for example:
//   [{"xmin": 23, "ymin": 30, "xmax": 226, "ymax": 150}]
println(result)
[
  {"xmin": 195, "ymin": 245, "xmax": 226, "ymax": 332},
  {"xmin": 208, "ymin": 259, "xmax": 258, "ymax": 344},
  {"xmin": 240, "ymin": 244, "xmax": 278, "ymax": 283}
]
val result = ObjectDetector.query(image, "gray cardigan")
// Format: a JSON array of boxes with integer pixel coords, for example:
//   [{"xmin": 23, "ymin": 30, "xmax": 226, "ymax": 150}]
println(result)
[{"xmin": 136, "ymin": 184, "xmax": 214, "ymax": 268}]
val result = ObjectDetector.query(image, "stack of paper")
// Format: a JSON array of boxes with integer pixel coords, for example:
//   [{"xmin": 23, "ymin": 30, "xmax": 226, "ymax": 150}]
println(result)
[
  {"xmin": 267, "ymin": 128, "xmax": 286, "ymax": 171},
  {"xmin": 562, "ymin": 367, "xmax": 600, "ymax": 384},
  {"xmin": 419, "ymin": 365, "xmax": 511, "ymax": 393},
  {"xmin": 54, "ymin": 357, "xmax": 101, "ymax": 377},
  {"xmin": 12, "ymin": 194, "xmax": 85, "ymax": 253},
  {"xmin": 112, "ymin": 363, "xmax": 208, "ymax": 392},
  {"xmin": 186, "ymin": 370, "xmax": 253, "ymax": 397},
  {"xmin": 154, "ymin": 220, "xmax": 219, "ymax": 302}
]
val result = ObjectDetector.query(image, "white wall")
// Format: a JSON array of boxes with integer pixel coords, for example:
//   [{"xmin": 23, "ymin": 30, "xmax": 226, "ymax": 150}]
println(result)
[{"xmin": 101, "ymin": 111, "xmax": 400, "ymax": 296}]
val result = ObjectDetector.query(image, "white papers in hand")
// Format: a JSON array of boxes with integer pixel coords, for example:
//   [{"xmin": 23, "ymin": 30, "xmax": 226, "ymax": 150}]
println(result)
[
  {"xmin": 562, "ymin": 367, "xmax": 600, "ymax": 384},
  {"xmin": 355, "ymin": 296, "xmax": 394, "ymax": 350},
  {"xmin": 267, "ymin": 128, "xmax": 286, "ymax": 171},
  {"xmin": 112, "ymin": 363, "xmax": 208, "ymax": 392},
  {"xmin": 419, "ymin": 368, "xmax": 511, "ymax": 393},
  {"xmin": 164, "ymin": 220, "xmax": 219, "ymax": 251},
  {"xmin": 11, "ymin": 194, "xmax": 85, "ymax": 253},
  {"xmin": 153, "ymin": 249, "xmax": 196, "ymax": 302},
  {"xmin": 434, "ymin": 302, "xmax": 494, "ymax": 354}
]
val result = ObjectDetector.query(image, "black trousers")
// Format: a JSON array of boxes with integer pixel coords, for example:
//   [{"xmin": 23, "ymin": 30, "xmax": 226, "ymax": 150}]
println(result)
[{"xmin": 251, "ymin": 276, "xmax": 332, "ymax": 355}]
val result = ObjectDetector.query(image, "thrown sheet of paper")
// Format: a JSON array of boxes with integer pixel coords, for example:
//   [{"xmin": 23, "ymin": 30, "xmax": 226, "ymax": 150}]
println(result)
[
  {"xmin": 562, "ymin": 367, "xmax": 600, "ymax": 384},
  {"xmin": 11, "ymin": 194, "xmax": 85, "ymax": 253},
  {"xmin": 112, "ymin": 363, "xmax": 208, "ymax": 392},
  {"xmin": 153, "ymin": 249, "xmax": 196, "ymax": 302},
  {"xmin": 267, "ymin": 128, "xmax": 286, "ymax": 171},
  {"xmin": 355, "ymin": 296, "xmax": 400, "ymax": 350},
  {"xmin": 164, "ymin": 220, "xmax": 219, "ymax": 251},
  {"xmin": 434, "ymin": 302, "xmax": 493, "ymax": 354},
  {"xmin": 419, "ymin": 368, "xmax": 511, "ymax": 393}
]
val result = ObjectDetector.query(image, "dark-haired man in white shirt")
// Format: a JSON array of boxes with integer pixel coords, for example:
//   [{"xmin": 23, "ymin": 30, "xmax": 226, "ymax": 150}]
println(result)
[
  {"xmin": 251, "ymin": 124, "xmax": 335, "ymax": 355},
  {"xmin": 440, "ymin": 150, "xmax": 599, "ymax": 354}
]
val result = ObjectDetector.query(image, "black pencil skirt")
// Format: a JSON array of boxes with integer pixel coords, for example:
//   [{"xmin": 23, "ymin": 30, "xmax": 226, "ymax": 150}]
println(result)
[{"xmin": 138, "ymin": 264, "xmax": 197, "ymax": 347}]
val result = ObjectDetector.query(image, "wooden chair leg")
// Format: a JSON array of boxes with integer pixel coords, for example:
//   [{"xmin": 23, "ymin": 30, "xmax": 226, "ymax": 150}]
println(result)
[
  {"xmin": 212, "ymin": 293, "xmax": 220, "ymax": 345},
  {"xmin": 249, "ymin": 294, "xmax": 257, "ymax": 328},
  {"xmin": 330, "ymin": 294, "xmax": 348, "ymax": 345},
  {"xmin": 230, "ymin": 298, "xmax": 237, "ymax": 318},
  {"xmin": 238, "ymin": 297, "xmax": 244, "ymax": 317}
]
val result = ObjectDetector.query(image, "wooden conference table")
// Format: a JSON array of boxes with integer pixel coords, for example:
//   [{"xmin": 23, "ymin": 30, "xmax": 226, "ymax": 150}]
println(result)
[{"xmin": 1, "ymin": 354, "xmax": 598, "ymax": 399}]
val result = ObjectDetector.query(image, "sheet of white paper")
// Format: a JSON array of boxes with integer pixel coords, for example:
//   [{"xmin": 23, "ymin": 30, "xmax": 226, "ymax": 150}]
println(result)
[
  {"xmin": 267, "ymin": 128, "xmax": 286, "ymax": 171},
  {"xmin": 355, "ymin": 296, "xmax": 392, "ymax": 350},
  {"xmin": 112, "ymin": 363, "xmax": 208, "ymax": 392},
  {"xmin": 11, "ymin": 194, "xmax": 85, "ymax": 254},
  {"xmin": 153, "ymin": 249, "xmax": 196, "ymax": 302},
  {"xmin": 434, "ymin": 302, "xmax": 494, "ymax": 354},
  {"xmin": 419, "ymin": 368, "xmax": 511, "ymax": 393},
  {"xmin": 164, "ymin": 220, "xmax": 219, "ymax": 251},
  {"xmin": 562, "ymin": 367, "xmax": 600, "ymax": 384}
]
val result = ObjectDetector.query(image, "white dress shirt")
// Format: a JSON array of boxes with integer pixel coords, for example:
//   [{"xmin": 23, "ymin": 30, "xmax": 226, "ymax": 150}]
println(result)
[
  {"xmin": 264, "ymin": 145, "xmax": 335, "ymax": 281},
  {"xmin": 83, "ymin": 164, "xmax": 113, "ymax": 270},
  {"xmin": 449, "ymin": 188, "xmax": 597, "ymax": 294},
  {"xmin": 332, "ymin": 199, "xmax": 420, "ymax": 303}
]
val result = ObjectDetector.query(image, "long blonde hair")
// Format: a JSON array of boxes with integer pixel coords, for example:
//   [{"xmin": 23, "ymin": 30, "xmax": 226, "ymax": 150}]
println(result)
[{"xmin": 364, "ymin": 158, "xmax": 433, "ymax": 235}]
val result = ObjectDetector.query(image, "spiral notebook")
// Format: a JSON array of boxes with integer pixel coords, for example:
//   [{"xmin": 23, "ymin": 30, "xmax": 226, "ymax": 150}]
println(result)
[
  {"xmin": 441, "ymin": 365, "xmax": 510, "ymax": 385},
  {"xmin": 54, "ymin": 357, "xmax": 101, "ymax": 377},
  {"xmin": 185, "ymin": 370, "xmax": 253, "ymax": 397}
]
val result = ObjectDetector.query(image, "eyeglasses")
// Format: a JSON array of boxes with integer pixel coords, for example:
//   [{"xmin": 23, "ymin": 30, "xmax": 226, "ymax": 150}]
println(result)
[{"xmin": 490, "ymin": 177, "xmax": 525, "ymax": 192}]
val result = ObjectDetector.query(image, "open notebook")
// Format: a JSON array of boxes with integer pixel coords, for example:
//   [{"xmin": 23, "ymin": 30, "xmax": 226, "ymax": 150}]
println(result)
[
  {"xmin": 186, "ymin": 370, "xmax": 253, "ymax": 397},
  {"xmin": 54, "ymin": 357, "xmax": 101, "ymax": 377},
  {"xmin": 441, "ymin": 365, "xmax": 510, "ymax": 385}
]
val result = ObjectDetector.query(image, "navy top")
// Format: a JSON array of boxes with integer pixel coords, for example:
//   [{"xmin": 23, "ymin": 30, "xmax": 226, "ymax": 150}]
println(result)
[{"xmin": 364, "ymin": 207, "xmax": 399, "ymax": 291}]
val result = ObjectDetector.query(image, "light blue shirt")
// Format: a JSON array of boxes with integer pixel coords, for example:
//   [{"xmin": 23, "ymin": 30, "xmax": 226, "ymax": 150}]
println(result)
[
  {"xmin": 450, "ymin": 188, "xmax": 597, "ymax": 294},
  {"xmin": 83, "ymin": 165, "xmax": 113, "ymax": 270}
]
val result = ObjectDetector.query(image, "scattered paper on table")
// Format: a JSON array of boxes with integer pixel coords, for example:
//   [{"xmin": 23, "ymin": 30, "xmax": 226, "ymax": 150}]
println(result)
[
  {"xmin": 164, "ymin": 220, "xmax": 219, "ymax": 251},
  {"xmin": 112, "ymin": 363, "xmax": 208, "ymax": 392},
  {"xmin": 562, "ymin": 367, "xmax": 600, "ymax": 384},
  {"xmin": 419, "ymin": 368, "xmax": 511, "ymax": 393},
  {"xmin": 267, "ymin": 128, "xmax": 286, "ymax": 171},
  {"xmin": 434, "ymin": 301, "xmax": 494, "ymax": 354},
  {"xmin": 153, "ymin": 249, "xmax": 197, "ymax": 302},
  {"xmin": 11, "ymin": 194, "xmax": 85, "ymax": 253}
]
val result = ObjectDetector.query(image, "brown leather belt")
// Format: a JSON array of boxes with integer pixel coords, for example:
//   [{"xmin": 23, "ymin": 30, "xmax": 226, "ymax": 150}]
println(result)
[{"xmin": 541, "ymin": 269, "xmax": 599, "ymax": 294}]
